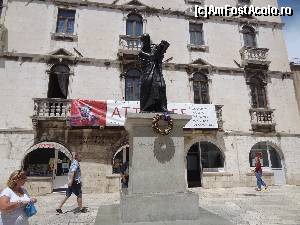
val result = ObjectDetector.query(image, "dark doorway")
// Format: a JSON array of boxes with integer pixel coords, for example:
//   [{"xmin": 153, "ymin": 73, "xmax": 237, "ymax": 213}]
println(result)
[{"xmin": 186, "ymin": 143, "xmax": 202, "ymax": 187}]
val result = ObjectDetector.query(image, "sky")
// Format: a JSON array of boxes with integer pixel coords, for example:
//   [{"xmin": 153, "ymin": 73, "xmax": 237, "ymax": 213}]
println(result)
[{"xmin": 278, "ymin": 0, "xmax": 300, "ymax": 62}]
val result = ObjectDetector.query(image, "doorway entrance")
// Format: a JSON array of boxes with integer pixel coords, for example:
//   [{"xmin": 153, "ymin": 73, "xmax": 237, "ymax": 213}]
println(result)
[
  {"xmin": 187, "ymin": 142, "xmax": 224, "ymax": 188},
  {"xmin": 23, "ymin": 142, "xmax": 72, "ymax": 191}
]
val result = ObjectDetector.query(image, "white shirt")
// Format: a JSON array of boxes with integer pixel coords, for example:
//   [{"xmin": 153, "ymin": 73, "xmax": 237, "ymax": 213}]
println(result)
[{"xmin": 0, "ymin": 187, "xmax": 31, "ymax": 225}]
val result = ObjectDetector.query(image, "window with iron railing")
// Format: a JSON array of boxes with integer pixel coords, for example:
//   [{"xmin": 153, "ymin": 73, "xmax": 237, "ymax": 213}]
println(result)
[
  {"xmin": 56, "ymin": 9, "xmax": 76, "ymax": 34},
  {"xmin": 126, "ymin": 13, "xmax": 143, "ymax": 48}
]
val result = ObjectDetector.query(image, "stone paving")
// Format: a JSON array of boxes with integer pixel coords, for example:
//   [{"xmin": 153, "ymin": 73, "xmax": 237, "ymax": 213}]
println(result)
[{"xmin": 29, "ymin": 185, "xmax": 300, "ymax": 225}]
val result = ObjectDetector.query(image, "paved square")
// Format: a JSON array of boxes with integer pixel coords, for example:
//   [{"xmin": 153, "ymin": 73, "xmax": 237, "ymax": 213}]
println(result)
[{"xmin": 29, "ymin": 185, "xmax": 300, "ymax": 225}]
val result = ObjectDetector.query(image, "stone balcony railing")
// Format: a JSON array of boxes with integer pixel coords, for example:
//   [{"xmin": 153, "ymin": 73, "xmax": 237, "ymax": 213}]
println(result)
[
  {"xmin": 32, "ymin": 98, "xmax": 71, "ymax": 126},
  {"xmin": 118, "ymin": 35, "xmax": 141, "ymax": 58},
  {"xmin": 249, "ymin": 108, "xmax": 276, "ymax": 132},
  {"xmin": 240, "ymin": 47, "xmax": 270, "ymax": 66}
]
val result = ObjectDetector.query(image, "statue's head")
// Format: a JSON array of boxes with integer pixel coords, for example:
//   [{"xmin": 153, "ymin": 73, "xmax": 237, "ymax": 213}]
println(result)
[{"xmin": 141, "ymin": 33, "xmax": 151, "ymax": 53}]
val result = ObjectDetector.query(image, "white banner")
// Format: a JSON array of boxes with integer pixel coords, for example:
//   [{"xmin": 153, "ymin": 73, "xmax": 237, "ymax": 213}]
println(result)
[{"xmin": 106, "ymin": 101, "xmax": 218, "ymax": 129}]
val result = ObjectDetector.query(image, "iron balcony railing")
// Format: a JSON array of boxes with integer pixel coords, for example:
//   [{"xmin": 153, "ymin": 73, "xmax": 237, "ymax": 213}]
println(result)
[{"xmin": 119, "ymin": 35, "xmax": 142, "ymax": 51}]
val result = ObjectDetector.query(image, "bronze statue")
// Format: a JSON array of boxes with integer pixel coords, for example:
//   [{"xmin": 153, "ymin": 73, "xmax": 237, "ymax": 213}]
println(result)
[{"xmin": 139, "ymin": 34, "xmax": 170, "ymax": 113}]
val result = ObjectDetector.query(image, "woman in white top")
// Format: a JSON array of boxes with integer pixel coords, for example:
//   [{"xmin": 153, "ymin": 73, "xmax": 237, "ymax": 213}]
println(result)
[{"xmin": 0, "ymin": 170, "xmax": 37, "ymax": 225}]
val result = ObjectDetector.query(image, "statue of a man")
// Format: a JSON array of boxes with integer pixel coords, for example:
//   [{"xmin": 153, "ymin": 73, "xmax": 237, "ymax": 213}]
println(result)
[{"xmin": 138, "ymin": 34, "xmax": 170, "ymax": 113}]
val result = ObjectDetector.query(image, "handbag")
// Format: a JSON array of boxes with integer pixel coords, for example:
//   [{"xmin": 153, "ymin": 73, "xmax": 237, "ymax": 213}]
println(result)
[{"xmin": 25, "ymin": 202, "xmax": 37, "ymax": 217}]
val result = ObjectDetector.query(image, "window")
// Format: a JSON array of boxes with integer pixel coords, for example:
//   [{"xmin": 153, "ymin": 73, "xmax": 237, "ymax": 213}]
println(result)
[
  {"xmin": 200, "ymin": 142, "xmax": 224, "ymax": 169},
  {"xmin": 242, "ymin": 25, "xmax": 256, "ymax": 47},
  {"xmin": 126, "ymin": 13, "xmax": 143, "ymax": 37},
  {"xmin": 125, "ymin": 69, "xmax": 141, "ymax": 101},
  {"xmin": 56, "ymin": 9, "xmax": 75, "ymax": 34},
  {"xmin": 238, "ymin": 0, "xmax": 250, "ymax": 6},
  {"xmin": 193, "ymin": 73, "xmax": 209, "ymax": 104},
  {"xmin": 0, "ymin": 0, "xmax": 3, "ymax": 18},
  {"xmin": 47, "ymin": 64, "xmax": 70, "ymax": 99},
  {"xmin": 189, "ymin": 23, "xmax": 204, "ymax": 46},
  {"xmin": 249, "ymin": 142, "xmax": 282, "ymax": 168},
  {"xmin": 249, "ymin": 77, "xmax": 267, "ymax": 108}
]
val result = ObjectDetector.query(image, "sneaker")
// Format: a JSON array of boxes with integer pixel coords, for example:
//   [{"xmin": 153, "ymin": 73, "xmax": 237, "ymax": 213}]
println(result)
[
  {"xmin": 255, "ymin": 188, "xmax": 261, "ymax": 191},
  {"xmin": 56, "ymin": 209, "xmax": 63, "ymax": 214}
]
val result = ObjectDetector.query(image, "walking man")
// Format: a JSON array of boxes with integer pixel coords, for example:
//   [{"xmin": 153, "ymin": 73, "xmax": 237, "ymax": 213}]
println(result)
[{"xmin": 56, "ymin": 152, "xmax": 86, "ymax": 213}]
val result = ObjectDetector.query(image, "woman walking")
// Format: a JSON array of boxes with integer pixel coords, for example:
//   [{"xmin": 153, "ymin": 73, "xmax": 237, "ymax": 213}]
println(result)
[
  {"xmin": 0, "ymin": 170, "xmax": 37, "ymax": 225},
  {"xmin": 254, "ymin": 156, "xmax": 268, "ymax": 191}
]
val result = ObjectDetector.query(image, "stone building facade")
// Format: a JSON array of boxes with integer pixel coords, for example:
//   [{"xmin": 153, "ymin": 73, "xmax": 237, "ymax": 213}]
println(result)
[{"xmin": 0, "ymin": 0, "xmax": 300, "ymax": 195}]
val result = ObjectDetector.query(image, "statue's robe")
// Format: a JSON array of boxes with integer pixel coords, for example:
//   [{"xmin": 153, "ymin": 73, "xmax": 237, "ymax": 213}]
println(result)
[{"xmin": 139, "ymin": 42, "xmax": 168, "ymax": 112}]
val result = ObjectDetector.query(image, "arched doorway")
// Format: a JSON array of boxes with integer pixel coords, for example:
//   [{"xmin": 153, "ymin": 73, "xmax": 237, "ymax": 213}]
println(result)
[
  {"xmin": 249, "ymin": 142, "xmax": 286, "ymax": 185},
  {"xmin": 23, "ymin": 142, "xmax": 72, "ymax": 191},
  {"xmin": 186, "ymin": 141, "xmax": 224, "ymax": 187},
  {"xmin": 112, "ymin": 145, "xmax": 129, "ymax": 174}
]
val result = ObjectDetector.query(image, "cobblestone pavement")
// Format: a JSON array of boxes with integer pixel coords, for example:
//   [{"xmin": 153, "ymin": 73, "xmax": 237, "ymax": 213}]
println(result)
[{"xmin": 29, "ymin": 185, "xmax": 300, "ymax": 225}]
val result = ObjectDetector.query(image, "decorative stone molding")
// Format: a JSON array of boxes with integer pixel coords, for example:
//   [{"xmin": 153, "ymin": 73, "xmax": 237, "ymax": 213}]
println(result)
[
  {"xmin": 240, "ymin": 46, "xmax": 270, "ymax": 67},
  {"xmin": 245, "ymin": 67, "xmax": 269, "ymax": 84},
  {"xmin": 249, "ymin": 108, "xmax": 276, "ymax": 132},
  {"xmin": 187, "ymin": 44, "xmax": 209, "ymax": 52},
  {"xmin": 51, "ymin": 32, "xmax": 78, "ymax": 42},
  {"xmin": 185, "ymin": 0, "xmax": 204, "ymax": 5},
  {"xmin": 0, "ymin": 24, "xmax": 7, "ymax": 52},
  {"xmin": 215, "ymin": 105, "xmax": 224, "ymax": 131},
  {"xmin": 32, "ymin": 98, "xmax": 71, "ymax": 128}
]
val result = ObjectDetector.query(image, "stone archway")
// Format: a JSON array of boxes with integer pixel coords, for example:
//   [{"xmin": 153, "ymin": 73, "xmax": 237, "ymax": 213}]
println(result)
[
  {"xmin": 23, "ymin": 142, "xmax": 73, "ymax": 162},
  {"xmin": 22, "ymin": 141, "xmax": 73, "ymax": 192},
  {"xmin": 249, "ymin": 141, "xmax": 286, "ymax": 185},
  {"xmin": 186, "ymin": 140, "xmax": 225, "ymax": 188}
]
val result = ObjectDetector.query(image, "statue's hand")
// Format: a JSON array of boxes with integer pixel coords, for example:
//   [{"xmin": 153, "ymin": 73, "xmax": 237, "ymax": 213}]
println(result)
[{"xmin": 161, "ymin": 40, "xmax": 170, "ymax": 48}]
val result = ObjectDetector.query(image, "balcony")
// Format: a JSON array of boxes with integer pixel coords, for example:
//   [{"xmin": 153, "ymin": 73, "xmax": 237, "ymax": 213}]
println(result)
[
  {"xmin": 118, "ymin": 35, "xmax": 141, "ymax": 59},
  {"xmin": 32, "ymin": 98, "xmax": 71, "ymax": 126},
  {"xmin": 249, "ymin": 108, "xmax": 276, "ymax": 132},
  {"xmin": 240, "ymin": 47, "xmax": 270, "ymax": 67}
]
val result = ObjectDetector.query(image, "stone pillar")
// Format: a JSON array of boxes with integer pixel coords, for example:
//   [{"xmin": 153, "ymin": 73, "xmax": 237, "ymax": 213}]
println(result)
[{"xmin": 121, "ymin": 113, "xmax": 199, "ymax": 223}]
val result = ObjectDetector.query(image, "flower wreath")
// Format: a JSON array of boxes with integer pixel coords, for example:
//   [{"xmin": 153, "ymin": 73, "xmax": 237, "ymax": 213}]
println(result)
[{"xmin": 152, "ymin": 113, "xmax": 173, "ymax": 136}]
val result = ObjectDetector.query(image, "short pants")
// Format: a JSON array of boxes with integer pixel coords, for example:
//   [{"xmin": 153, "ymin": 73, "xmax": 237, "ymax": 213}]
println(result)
[{"xmin": 66, "ymin": 182, "xmax": 82, "ymax": 198}]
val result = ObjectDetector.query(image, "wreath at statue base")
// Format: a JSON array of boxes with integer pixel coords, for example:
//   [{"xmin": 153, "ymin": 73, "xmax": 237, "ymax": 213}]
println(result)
[{"xmin": 152, "ymin": 113, "xmax": 173, "ymax": 136}]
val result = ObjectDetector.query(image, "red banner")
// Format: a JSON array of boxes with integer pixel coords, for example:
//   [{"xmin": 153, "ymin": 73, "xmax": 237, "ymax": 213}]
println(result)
[{"xmin": 71, "ymin": 99, "xmax": 107, "ymax": 127}]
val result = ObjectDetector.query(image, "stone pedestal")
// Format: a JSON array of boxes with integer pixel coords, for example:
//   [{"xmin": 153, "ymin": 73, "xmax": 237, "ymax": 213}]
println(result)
[
  {"xmin": 95, "ymin": 113, "xmax": 233, "ymax": 225},
  {"xmin": 121, "ymin": 113, "xmax": 198, "ymax": 223}
]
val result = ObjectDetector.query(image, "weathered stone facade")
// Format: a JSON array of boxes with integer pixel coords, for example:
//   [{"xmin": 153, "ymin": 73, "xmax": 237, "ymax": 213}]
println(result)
[{"xmin": 0, "ymin": 0, "xmax": 299, "ymax": 194}]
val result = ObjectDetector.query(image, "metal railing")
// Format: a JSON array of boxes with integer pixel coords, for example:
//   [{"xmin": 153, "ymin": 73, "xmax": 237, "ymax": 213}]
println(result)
[{"xmin": 119, "ymin": 35, "xmax": 142, "ymax": 51}]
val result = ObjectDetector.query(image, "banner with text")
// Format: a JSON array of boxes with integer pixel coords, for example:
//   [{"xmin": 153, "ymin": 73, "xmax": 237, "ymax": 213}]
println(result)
[{"xmin": 106, "ymin": 101, "xmax": 218, "ymax": 129}]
